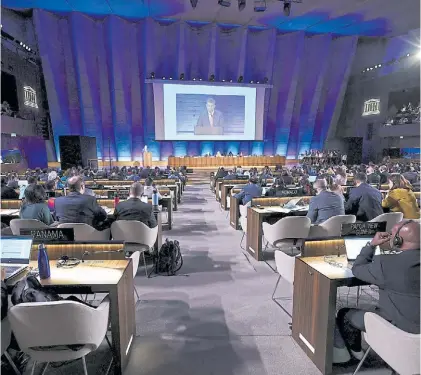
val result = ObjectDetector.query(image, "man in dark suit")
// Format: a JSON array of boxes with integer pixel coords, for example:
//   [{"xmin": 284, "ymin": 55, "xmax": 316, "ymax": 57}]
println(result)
[
  {"xmin": 195, "ymin": 98, "xmax": 224, "ymax": 132},
  {"xmin": 0, "ymin": 176, "xmax": 18, "ymax": 199},
  {"xmin": 114, "ymin": 183, "xmax": 157, "ymax": 228},
  {"xmin": 234, "ymin": 177, "xmax": 262, "ymax": 205},
  {"xmin": 366, "ymin": 167, "xmax": 381, "ymax": 185},
  {"xmin": 337, "ymin": 220, "xmax": 420, "ymax": 358},
  {"xmin": 306, "ymin": 179, "xmax": 344, "ymax": 224},
  {"xmin": 345, "ymin": 173, "xmax": 383, "ymax": 221},
  {"xmin": 54, "ymin": 176, "xmax": 107, "ymax": 229},
  {"xmin": 139, "ymin": 167, "xmax": 151, "ymax": 179}
]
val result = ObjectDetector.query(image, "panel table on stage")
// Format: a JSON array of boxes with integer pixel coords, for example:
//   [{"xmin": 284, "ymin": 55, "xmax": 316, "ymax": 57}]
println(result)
[{"xmin": 168, "ymin": 155, "xmax": 286, "ymax": 168}]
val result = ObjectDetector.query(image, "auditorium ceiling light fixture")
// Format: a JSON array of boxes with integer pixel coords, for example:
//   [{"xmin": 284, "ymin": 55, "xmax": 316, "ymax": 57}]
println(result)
[
  {"xmin": 254, "ymin": 0, "xmax": 266, "ymax": 12},
  {"xmin": 199, "ymin": 78, "xmax": 203, "ymax": 81},
  {"xmin": 361, "ymin": 51, "xmax": 419, "ymax": 74},
  {"xmin": 238, "ymin": 76, "xmax": 243, "ymax": 83},
  {"xmin": 229, "ymin": 79, "xmax": 233, "ymax": 82},
  {"xmin": 193, "ymin": 78, "xmax": 196, "ymax": 81},
  {"xmin": 179, "ymin": 73, "xmax": 185, "ymax": 80},
  {"xmin": 238, "ymin": 0, "xmax": 246, "ymax": 11},
  {"xmin": 150, "ymin": 72, "xmax": 155, "ymax": 79},
  {"xmin": 218, "ymin": 0, "xmax": 231, "ymax": 6},
  {"xmin": 400, "ymin": 136, "xmax": 404, "ymax": 139},
  {"xmin": 190, "ymin": 0, "xmax": 198, "ymax": 8},
  {"xmin": 209, "ymin": 74, "xmax": 215, "ymax": 82},
  {"xmin": 263, "ymin": 77, "xmax": 269, "ymax": 83}
]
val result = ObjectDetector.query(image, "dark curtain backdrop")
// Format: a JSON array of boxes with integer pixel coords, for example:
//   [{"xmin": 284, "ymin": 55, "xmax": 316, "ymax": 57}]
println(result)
[{"xmin": 33, "ymin": 10, "xmax": 357, "ymax": 162}]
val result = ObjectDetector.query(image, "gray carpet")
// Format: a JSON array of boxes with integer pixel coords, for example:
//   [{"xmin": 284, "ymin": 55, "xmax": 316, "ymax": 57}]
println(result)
[{"xmin": 25, "ymin": 185, "xmax": 391, "ymax": 375}]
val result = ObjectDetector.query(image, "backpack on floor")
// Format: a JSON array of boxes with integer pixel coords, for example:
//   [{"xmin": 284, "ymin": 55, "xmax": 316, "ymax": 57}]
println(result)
[{"xmin": 156, "ymin": 239, "xmax": 183, "ymax": 276}]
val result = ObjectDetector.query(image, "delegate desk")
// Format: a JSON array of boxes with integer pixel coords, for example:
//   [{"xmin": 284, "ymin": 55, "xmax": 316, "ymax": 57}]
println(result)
[
  {"xmin": 215, "ymin": 179, "xmax": 249, "ymax": 202},
  {"xmin": 246, "ymin": 197, "xmax": 311, "ymax": 261},
  {"xmin": 168, "ymin": 155, "xmax": 286, "ymax": 168},
  {"xmin": 292, "ymin": 249, "xmax": 367, "ymax": 375},
  {"xmin": 6, "ymin": 259, "xmax": 135, "ymax": 375}
]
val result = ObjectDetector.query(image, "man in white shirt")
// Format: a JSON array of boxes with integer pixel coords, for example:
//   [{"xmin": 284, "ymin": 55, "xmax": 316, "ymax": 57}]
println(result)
[{"xmin": 143, "ymin": 177, "xmax": 162, "ymax": 199}]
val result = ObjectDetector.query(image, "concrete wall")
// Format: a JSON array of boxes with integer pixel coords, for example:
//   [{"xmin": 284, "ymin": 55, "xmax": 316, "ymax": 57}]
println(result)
[{"xmin": 329, "ymin": 30, "xmax": 420, "ymax": 162}]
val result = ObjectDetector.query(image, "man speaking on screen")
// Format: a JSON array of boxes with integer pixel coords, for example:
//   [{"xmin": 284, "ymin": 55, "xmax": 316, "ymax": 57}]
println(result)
[{"xmin": 195, "ymin": 98, "xmax": 224, "ymax": 135}]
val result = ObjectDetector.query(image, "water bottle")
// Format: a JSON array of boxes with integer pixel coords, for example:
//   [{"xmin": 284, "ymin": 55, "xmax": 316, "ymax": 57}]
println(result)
[
  {"xmin": 38, "ymin": 244, "xmax": 51, "ymax": 279},
  {"xmin": 152, "ymin": 189, "xmax": 159, "ymax": 207},
  {"xmin": 114, "ymin": 192, "xmax": 120, "ymax": 208}
]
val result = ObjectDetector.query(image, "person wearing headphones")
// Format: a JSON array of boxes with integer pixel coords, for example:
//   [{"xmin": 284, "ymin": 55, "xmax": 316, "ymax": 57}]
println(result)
[{"xmin": 336, "ymin": 220, "xmax": 420, "ymax": 361}]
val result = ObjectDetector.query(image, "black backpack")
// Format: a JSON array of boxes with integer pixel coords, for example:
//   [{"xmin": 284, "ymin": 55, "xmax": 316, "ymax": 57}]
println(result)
[
  {"xmin": 11, "ymin": 276, "xmax": 62, "ymax": 305},
  {"xmin": 154, "ymin": 239, "xmax": 183, "ymax": 276}
]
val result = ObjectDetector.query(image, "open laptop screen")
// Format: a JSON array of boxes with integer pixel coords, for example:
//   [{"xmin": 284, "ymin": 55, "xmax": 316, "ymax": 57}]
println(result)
[
  {"xmin": 0, "ymin": 236, "xmax": 33, "ymax": 264},
  {"xmin": 345, "ymin": 237, "xmax": 380, "ymax": 261}
]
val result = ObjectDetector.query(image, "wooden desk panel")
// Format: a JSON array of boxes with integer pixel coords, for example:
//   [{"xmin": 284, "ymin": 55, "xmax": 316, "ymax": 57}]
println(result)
[
  {"xmin": 292, "ymin": 257, "xmax": 367, "ymax": 375},
  {"xmin": 221, "ymin": 184, "xmax": 246, "ymax": 210},
  {"xmin": 230, "ymin": 195, "xmax": 241, "ymax": 230},
  {"xmin": 168, "ymin": 156, "xmax": 286, "ymax": 168}
]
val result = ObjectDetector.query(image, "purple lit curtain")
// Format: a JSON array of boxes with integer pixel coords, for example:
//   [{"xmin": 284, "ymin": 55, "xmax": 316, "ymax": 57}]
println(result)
[{"xmin": 34, "ymin": 10, "xmax": 357, "ymax": 161}]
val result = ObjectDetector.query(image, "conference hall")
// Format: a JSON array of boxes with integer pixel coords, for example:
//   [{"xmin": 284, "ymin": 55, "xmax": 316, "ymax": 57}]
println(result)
[{"xmin": 0, "ymin": 1, "xmax": 420, "ymax": 375}]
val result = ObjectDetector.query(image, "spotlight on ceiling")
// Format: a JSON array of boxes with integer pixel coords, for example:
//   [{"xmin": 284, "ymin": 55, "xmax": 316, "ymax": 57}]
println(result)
[
  {"xmin": 179, "ymin": 73, "xmax": 185, "ymax": 80},
  {"xmin": 209, "ymin": 74, "xmax": 215, "ymax": 82},
  {"xmin": 238, "ymin": 0, "xmax": 246, "ymax": 11},
  {"xmin": 238, "ymin": 76, "xmax": 243, "ymax": 83},
  {"xmin": 229, "ymin": 79, "xmax": 233, "ymax": 83},
  {"xmin": 250, "ymin": 80, "xmax": 254, "ymax": 84},
  {"xmin": 193, "ymin": 78, "xmax": 196, "ymax": 81},
  {"xmin": 150, "ymin": 72, "xmax": 155, "ymax": 79},
  {"xmin": 222, "ymin": 79, "xmax": 226, "ymax": 82},
  {"xmin": 263, "ymin": 77, "xmax": 268, "ymax": 84},
  {"xmin": 218, "ymin": 0, "xmax": 231, "ymax": 6},
  {"xmin": 190, "ymin": 0, "xmax": 198, "ymax": 8},
  {"xmin": 254, "ymin": 0, "xmax": 266, "ymax": 12},
  {"xmin": 199, "ymin": 78, "xmax": 203, "ymax": 81},
  {"xmin": 283, "ymin": 1, "xmax": 291, "ymax": 16},
  {"xmin": 162, "ymin": 77, "xmax": 166, "ymax": 80}
]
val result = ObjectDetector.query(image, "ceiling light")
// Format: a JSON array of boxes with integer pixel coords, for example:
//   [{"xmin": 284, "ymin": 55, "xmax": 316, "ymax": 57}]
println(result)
[
  {"xmin": 250, "ymin": 80, "xmax": 254, "ymax": 83},
  {"xmin": 400, "ymin": 136, "xmax": 404, "ymax": 139},
  {"xmin": 238, "ymin": 76, "xmax": 243, "ymax": 83},
  {"xmin": 218, "ymin": 0, "xmax": 231, "ymax": 6},
  {"xmin": 254, "ymin": 0, "xmax": 266, "ymax": 12},
  {"xmin": 222, "ymin": 79, "xmax": 226, "ymax": 82},
  {"xmin": 193, "ymin": 78, "xmax": 196, "ymax": 81},
  {"xmin": 162, "ymin": 77, "xmax": 166, "ymax": 79},
  {"xmin": 190, "ymin": 0, "xmax": 198, "ymax": 8},
  {"xmin": 238, "ymin": 0, "xmax": 246, "ymax": 10},
  {"xmin": 407, "ymin": 53, "xmax": 410, "ymax": 57},
  {"xmin": 378, "ymin": 64, "xmax": 382, "ymax": 67},
  {"xmin": 179, "ymin": 73, "xmax": 185, "ymax": 80},
  {"xmin": 150, "ymin": 72, "xmax": 155, "ymax": 79},
  {"xmin": 229, "ymin": 79, "xmax": 233, "ymax": 82},
  {"xmin": 20, "ymin": 42, "xmax": 22, "ymax": 46},
  {"xmin": 169, "ymin": 77, "xmax": 173, "ymax": 80},
  {"xmin": 209, "ymin": 74, "xmax": 215, "ymax": 82},
  {"xmin": 283, "ymin": 1, "xmax": 291, "ymax": 16},
  {"xmin": 199, "ymin": 78, "xmax": 203, "ymax": 81},
  {"xmin": 263, "ymin": 77, "xmax": 268, "ymax": 83}
]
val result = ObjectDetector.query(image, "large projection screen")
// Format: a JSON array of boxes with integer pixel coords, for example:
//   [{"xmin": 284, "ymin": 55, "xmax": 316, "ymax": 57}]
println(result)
[{"xmin": 153, "ymin": 82, "xmax": 265, "ymax": 141}]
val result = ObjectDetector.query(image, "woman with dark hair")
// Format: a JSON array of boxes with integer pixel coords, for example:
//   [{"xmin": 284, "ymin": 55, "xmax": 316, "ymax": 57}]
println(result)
[
  {"xmin": 20, "ymin": 184, "xmax": 53, "ymax": 225},
  {"xmin": 382, "ymin": 174, "xmax": 420, "ymax": 219}
]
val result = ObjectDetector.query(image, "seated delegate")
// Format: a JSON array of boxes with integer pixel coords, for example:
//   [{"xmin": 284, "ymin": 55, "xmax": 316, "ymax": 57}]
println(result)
[
  {"xmin": 306, "ymin": 179, "xmax": 345, "ymax": 224},
  {"xmin": 19, "ymin": 184, "xmax": 54, "ymax": 225},
  {"xmin": 234, "ymin": 176, "xmax": 262, "ymax": 205},
  {"xmin": 54, "ymin": 176, "xmax": 107, "ymax": 229},
  {"xmin": 345, "ymin": 172, "xmax": 383, "ymax": 221},
  {"xmin": 336, "ymin": 220, "xmax": 420, "ymax": 360},
  {"xmin": 114, "ymin": 182, "xmax": 157, "ymax": 228},
  {"xmin": 143, "ymin": 177, "xmax": 162, "ymax": 199},
  {"xmin": 382, "ymin": 174, "xmax": 420, "ymax": 219},
  {"xmin": 1, "ymin": 176, "xmax": 19, "ymax": 199}
]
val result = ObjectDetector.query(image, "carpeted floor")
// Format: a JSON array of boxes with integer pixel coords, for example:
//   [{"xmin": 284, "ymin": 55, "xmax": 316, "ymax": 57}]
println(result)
[{"xmin": 24, "ymin": 185, "xmax": 391, "ymax": 375}]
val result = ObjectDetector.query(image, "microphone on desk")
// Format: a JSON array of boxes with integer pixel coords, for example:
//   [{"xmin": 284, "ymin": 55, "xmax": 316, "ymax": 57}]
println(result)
[{"xmin": 81, "ymin": 249, "xmax": 125, "ymax": 263}]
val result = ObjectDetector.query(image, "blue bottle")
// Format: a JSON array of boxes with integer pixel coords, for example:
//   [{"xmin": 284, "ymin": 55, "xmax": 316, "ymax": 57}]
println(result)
[
  {"xmin": 152, "ymin": 189, "xmax": 159, "ymax": 206},
  {"xmin": 38, "ymin": 244, "xmax": 51, "ymax": 279}
]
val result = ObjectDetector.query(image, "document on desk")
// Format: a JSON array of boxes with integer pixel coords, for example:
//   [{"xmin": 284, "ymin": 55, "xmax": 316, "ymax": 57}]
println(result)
[
  {"xmin": 85, "ymin": 260, "xmax": 126, "ymax": 269},
  {"xmin": 265, "ymin": 207, "xmax": 292, "ymax": 214},
  {"xmin": 0, "ymin": 209, "xmax": 20, "ymax": 216},
  {"xmin": 101, "ymin": 206, "xmax": 114, "ymax": 215}
]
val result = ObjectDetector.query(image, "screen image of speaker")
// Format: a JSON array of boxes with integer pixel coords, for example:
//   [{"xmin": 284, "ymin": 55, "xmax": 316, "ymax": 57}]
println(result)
[{"xmin": 59, "ymin": 136, "xmax": 97, "ymax": 170}]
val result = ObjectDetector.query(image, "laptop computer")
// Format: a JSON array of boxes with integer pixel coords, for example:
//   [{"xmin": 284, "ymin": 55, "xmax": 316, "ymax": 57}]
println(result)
[
  {"xmin": 0, "ymin": 236, "xmax": 33, "ymax": 280},
  {"xmin": 344, "ymin": 237, "xmax": 381, "ymax": 261}
]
